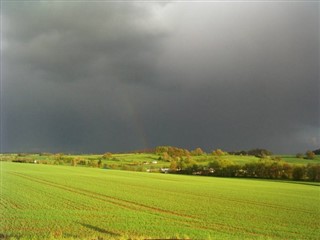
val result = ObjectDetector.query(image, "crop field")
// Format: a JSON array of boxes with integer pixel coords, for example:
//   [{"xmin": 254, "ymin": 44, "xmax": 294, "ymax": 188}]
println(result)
[
  {"xmin": 275, "ymin": 155, "xmax": 320, "ymax": 165},
  {"xmin": 2, "ymin": 153, "xmax": 320, "ymax": 172},
  {"xmin": 1, "ymin": 162, "xmax": 319, "ymax": 239}
]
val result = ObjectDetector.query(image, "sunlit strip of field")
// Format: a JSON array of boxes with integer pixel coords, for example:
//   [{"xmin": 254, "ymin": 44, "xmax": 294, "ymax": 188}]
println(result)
[{"xmin": 1, "ymin": 162, "xmax": 319, "ymax": 239}]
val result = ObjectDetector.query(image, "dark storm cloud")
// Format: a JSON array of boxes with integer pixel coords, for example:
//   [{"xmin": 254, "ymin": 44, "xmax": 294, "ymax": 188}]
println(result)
[
  {"xmin": 2, "ymin": 2, "xmax": 319, "ymax": 153},
  {"xmin": 2, "ymin": 1, "xmax": 169, "ymax": 152},
  {"xmin": 4, "ymin": 2, "xmax": 167, "ymax": 85},
  {"xmin": 144, "ymin": 2, "xmax": 320, "ymax": 153}
]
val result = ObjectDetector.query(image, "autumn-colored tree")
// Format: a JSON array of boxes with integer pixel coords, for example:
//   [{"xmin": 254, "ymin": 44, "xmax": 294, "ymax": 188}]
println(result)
[
  {"xmin": 306, "ymin": 151, "xmax": 315, "ymax": 160},
  {"xmin": 162, "ymin": 152, "xmax": 171, "ymax": 161},
  {"xmin": 156, "ymin": 146, "xmax": 190, "ymax": 158},
  {"xmin": 102, "ymin": 152, "xmax": 113, "ymax": 159},
  {"xmin": 55, "ymin": 153, "xmax": 64, "ymax": 161},
  {"xmin": 191, "ymin": 147, "xmax": 204, "ymax": 156},
  {"xmin": 212, "ymin": 149, "xmax": 225, "ymax": 156},
  {"xmin": 169, "ymin": 160, "xmax": 178, "ymax": 171},
  {"xmin": 71, "ymin": 157, "xmax": 79, "ymax": 167}
]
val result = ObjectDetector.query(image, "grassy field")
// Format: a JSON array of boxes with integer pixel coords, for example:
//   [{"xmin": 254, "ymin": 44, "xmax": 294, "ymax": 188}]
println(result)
[
  {"xmin": 1, "ymin": 162, "xmax": 319, "ymax": 239},
  {"xmin": 275, "ymin": 155, "xmax": 320, "ymax": 164}
]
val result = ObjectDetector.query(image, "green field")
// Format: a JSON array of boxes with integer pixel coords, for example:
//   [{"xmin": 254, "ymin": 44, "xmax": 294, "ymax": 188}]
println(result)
[
  {"xmin": 1, "ymin": 162, "xmax": 319, "ymax": 239},
  {"xmin": 275, "ymin": 155, "xmax": 320, "ymax": 165}
]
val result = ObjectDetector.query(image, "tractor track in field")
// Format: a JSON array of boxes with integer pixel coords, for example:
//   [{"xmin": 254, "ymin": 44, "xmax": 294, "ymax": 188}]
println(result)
[
  {"xmin": 167, "ymin": 216, "xmax": 300, "ymax": 239},
  {"xmin": 6, "ymin": 171, "xmax": 305, "ymax": 239},
  {"xmin": 4, "ymin": 177, "xmax": 89, "ymax": 211},
  {"xmin": 100, "ymin": 179, "xmax": 314, "ymax": 215},
  {"xmin": 9, "ymin": 172, "xmax": 196, "ymax": 221},
  {"xmin": 103, "ymin": 182, "xmax": 313, "ymax": 216}
]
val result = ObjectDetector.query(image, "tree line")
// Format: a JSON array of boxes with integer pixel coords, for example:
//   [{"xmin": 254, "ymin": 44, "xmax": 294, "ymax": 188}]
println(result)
[
  {"xmin": 168, "ymin": 158, "xmax": 319, "ymax": 182},
  {"xmin": 154, "ymin": 146, "xmax": 319, "ymax": 181}
]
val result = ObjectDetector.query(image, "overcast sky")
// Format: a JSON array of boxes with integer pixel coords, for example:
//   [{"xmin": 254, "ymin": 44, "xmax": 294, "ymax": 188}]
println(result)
[{"xmin": 1, "ymin": 1, "xmax": 319, "ymax": 154}]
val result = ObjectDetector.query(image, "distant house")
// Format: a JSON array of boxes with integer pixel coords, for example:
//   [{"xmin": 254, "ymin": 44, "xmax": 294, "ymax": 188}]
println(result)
[{"xmin": 152, "ymin": 161, "xmax": 158, "ymax": 164}]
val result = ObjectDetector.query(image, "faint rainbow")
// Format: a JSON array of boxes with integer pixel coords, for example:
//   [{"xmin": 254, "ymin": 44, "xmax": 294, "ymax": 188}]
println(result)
[{"xmin": 120, "ymin": 91, "xmax": 149, "ymax": 150}]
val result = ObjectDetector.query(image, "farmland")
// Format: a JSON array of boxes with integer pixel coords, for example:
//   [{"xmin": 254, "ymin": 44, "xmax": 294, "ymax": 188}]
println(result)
[
  {"xmin": 2, "ymin": 150, "xmax": 320, "ymax": 181},
  {"xmin": 1, "ymin": 162, "xmax": 319, "ymax": 239},
  {"xmin": 2, "ymin": 151, "xmax": 320, "ymax": 170}
]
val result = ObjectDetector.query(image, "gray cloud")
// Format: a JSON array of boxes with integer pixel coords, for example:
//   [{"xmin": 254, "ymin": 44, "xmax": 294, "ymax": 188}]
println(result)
[
  {"xmin": 2, "ymin": 2, "xmax": 319, "ymax": 153},
  {"xmin": 4, "ymin": 2, "xmax": 168, "ymax": 85}
]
